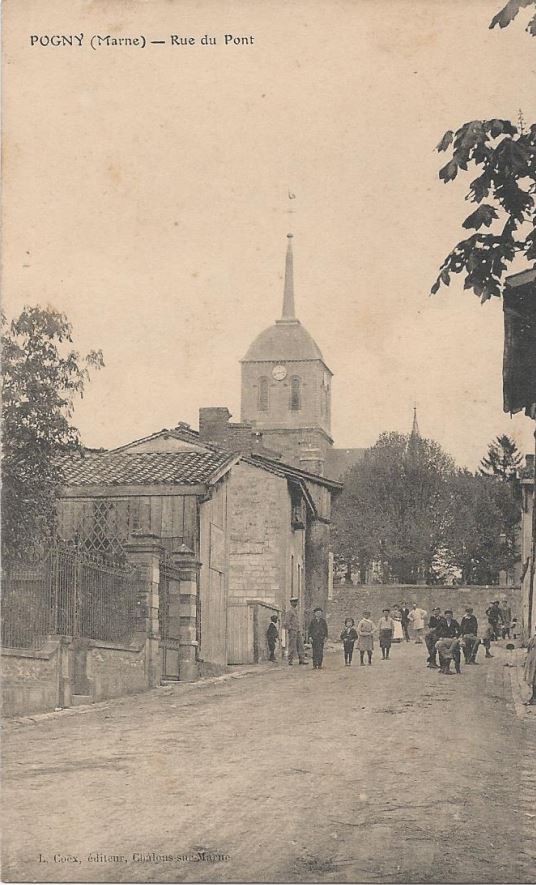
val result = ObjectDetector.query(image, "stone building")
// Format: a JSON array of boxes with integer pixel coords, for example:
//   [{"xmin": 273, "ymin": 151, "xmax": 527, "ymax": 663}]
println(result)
[{"xmin": 57, "ymin": 412, "xmax": 340, "ymax": 673}]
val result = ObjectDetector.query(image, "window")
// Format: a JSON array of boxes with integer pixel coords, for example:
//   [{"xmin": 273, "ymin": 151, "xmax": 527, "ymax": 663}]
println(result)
[
  {"xmin": 258, "ymin": 376, "xmax": 269, "ymax": 411},
  {"xmin": 289, "ymin": 376, "xmax": 301, "ymax": 411}
]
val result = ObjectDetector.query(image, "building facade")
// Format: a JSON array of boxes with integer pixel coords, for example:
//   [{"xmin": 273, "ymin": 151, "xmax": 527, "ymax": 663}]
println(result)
[{"xmin": 57, "ymin": 412, "xmax": 341, "ymax": 673}]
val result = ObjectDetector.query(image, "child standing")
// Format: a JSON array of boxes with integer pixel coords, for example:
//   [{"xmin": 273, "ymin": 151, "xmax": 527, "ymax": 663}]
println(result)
[
  {"xmin": 266, "ymin": 615, "xmax": 279, "ymax": 662},
  {"xmin": 340, "ymin": 618, "xmax": 358, "ymax": 666},
  {"xmin": 356, "ymin": 611, "xmax": 376, "ymax": 665},
  {"xmin": 377, "ymin": 608, "xmax": 395, "ymax": 660}
]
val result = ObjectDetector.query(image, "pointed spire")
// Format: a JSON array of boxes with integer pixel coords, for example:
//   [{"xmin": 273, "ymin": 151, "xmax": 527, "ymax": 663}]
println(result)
[
  {"xmin": 281, "ymin": 234, "xmax": 296, "ymax": 321},
  {"xmin": 411, "ymin": 404, "xmax": 420, "ymax": 438}
]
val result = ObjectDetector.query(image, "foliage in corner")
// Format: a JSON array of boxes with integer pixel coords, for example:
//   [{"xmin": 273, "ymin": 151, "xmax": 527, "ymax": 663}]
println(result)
[
  {"xmin": 2, "ymin": 306, "xmax": 104, "ymax": 562},
  {"xmin": 489, "ymin": 0, "xmax": 536, "ymax": 36},
  {"xmin": 432, "ymin": 119, "xmax": 536, "ymax": 301},
  {"xmin": 432, "ymin": 0, "xmax": 536, "ymax": 302}
]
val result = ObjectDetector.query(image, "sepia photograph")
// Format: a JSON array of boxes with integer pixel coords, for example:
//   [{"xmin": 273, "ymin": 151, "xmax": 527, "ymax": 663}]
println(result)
[{"xmin": 1, "ymin": 0, "xmax": 536, "ymax": 882}]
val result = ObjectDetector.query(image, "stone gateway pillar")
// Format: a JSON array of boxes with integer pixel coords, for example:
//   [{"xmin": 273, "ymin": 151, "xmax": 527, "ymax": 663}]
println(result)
[
  {"xmin": 173, "ymin": 544, "xmax": 201, "ymax": 682},
  {"xmin": 124, "ymin": 532, "xmax": 163, "ymax": 689}
]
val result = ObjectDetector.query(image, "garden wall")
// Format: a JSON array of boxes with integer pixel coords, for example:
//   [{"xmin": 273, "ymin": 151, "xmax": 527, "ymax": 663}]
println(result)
[{"xmin": 327, "ymin": 583, "xmax": 521, "ymax": 637}]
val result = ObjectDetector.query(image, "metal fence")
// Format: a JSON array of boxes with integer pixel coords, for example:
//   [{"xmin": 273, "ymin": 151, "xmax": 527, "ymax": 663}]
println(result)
[{"xmin": 2, "ymin": 545, "xmax": 140, "ymax": 650}]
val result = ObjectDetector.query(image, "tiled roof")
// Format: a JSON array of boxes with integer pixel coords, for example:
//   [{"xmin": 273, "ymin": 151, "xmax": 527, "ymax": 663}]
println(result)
[{"xmin": 58, "ymin": 451, "xmax": 234, "ymax": 486}]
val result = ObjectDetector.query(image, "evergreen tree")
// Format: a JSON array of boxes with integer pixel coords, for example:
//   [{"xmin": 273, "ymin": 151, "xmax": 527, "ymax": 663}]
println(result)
[{"xmin": 479, "ymin": 434, "xmax": 523, "ymax": 480}]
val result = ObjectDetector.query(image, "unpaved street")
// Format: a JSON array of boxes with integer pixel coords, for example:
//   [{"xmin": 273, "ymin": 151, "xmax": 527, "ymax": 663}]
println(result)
[{"xmin": 2, "ymin": 642, "xmax": 535, "ymax": 883}]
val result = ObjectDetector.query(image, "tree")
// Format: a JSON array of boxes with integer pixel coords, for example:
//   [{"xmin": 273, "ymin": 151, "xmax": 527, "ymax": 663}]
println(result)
[
  {"xmin": 444, "ymin": 471, "xmax": 520, "ymax": 584},
  {"xmin": 332, "ymin": 432, "xmax": 457, "ymax": 584},
  {"xmin": 431, "ymin": 2, "xmax": 536, "ymax": 301},
  {"xmin": 479, "ymin": 434, "xmax": 523, "ymax": 479},
  {"xmin": 1, "ymin": 306, "xmax": 103, "ymax": 562}
]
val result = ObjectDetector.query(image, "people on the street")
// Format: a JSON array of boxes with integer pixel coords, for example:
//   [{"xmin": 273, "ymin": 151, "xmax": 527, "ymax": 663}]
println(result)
[
  {"xmin": 400, "ymin": 602, "xmax": 410, "ymax": 642},
  {"xmin": 425, "ymin": 607, "xmax": 445, "ymax": 668},
  {"xmin": 266, "ymin": 614, "xmax": 279, "ymax": 663},
  {"xmin": 308, "ymin": 607, "xmax": 329, "ymax": 669},
  {"xmin": 378, "ymin": 608, "xmax": 395, "ymax": 660},
  {"xmin": 435, "ymin": 610, "xmax": 462, "ymax": 674},
  {"xmin": 356, "ymin": 611, "xmax": 376, "ymax": 665},
  {"xmin": 340, "ymin": 618, "xmax": 358, "ymax": 666},
  {"xmin": 409, "ymin": 603, "xmax": 427, "ymax": 643},
  {"xmin": 435, "ymin": 637, "xmax": 463, "ymax": 675},
  {"xmin": 442, "ymin": 609, "xmax": 461, "ymax": 638},
  {"xmin": 523, "ymin": 629, "xmax": 536, "ymax": 705},
  {"xmin": 459, "ymin": 607, "xmax": 479, "ymax": 664},
  {"xmin": 486, "ymin": 600, "xmax": 503, "ymax": 641},
  {"xmin": 391, "ymin": 606, "xmax": 404, "ymax": 642},
  {"xmin": 481, "ymin": 621, "xmax": 494, "ymax": 658},
  {"xmin": 500, "ymin": 597, "xmax": 512, "ymax": 639},
  {"xmin": 282, "ymin": 597, "xmax": 308, "ymax": 666}
]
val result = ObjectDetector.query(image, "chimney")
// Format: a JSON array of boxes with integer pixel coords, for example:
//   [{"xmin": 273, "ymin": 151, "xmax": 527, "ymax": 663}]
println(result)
[{"xmin": 199, "ymin": 407, "xmax": 231, "ymax": 444}]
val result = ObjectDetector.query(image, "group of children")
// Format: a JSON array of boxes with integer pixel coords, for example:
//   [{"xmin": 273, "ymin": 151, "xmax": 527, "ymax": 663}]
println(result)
[{"xmin": 340, "ymin": 609, "xmax": 397, "ymax": 665}]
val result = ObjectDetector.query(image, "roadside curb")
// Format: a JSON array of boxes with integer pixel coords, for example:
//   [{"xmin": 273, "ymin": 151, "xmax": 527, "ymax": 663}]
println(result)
[
  {"xmin": 488, "ymin": 644, "xmax": 536, "ymax": 721},
  {"xmin": 1, "ymin": 660, "xmax": 285, "ymax": 731}
]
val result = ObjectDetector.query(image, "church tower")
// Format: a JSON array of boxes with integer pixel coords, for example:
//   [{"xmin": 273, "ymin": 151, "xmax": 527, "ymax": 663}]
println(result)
[{"xmin": 241, "ymin": 234, "xmax": 333, "ymax": 474}]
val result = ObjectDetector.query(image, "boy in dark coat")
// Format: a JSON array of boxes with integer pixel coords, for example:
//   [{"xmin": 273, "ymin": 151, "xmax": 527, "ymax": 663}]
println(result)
[
  {"xmin": 266, "ymin": 615, "xmax": 279, "ymax": 662},
  {"xmin": 340, "ymin": 618, "xmax": 358, "ymax": 666},
  {"xmin": 308, "ymin": 608, "xmax": 329, "ymax": 669}
]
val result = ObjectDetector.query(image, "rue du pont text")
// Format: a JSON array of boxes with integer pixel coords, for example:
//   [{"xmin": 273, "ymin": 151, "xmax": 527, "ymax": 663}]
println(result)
[{"xmin": 29, "ymin": 34, "xmax": 255, "ymax": 50}]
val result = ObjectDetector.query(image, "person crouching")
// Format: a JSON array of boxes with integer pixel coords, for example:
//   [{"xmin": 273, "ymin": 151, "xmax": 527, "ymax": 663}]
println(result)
[{"xmin": 435, "ymin": 637, "xmax": 463, "ymax": 675}]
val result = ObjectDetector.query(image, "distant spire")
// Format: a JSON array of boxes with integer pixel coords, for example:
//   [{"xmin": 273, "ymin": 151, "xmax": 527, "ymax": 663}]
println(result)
[
  {"xmin": 281, "ymin": 234, "xmax": 296, "ymax": 321},
  {"xmin": 411, "ymin": 404, "xmax": 420, "ymax": 438}
]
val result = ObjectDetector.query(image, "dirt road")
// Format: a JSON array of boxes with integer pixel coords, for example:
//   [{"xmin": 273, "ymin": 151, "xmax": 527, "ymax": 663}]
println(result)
[{"xmin": 2, "ymin": 641, "xmax": 535, "ymax": 883}]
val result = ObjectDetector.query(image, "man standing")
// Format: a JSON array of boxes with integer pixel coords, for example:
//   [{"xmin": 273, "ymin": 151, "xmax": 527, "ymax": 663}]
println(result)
[
  {"xmin": 439, "ymin": 609, "xmax": 462, "ymax": 673},
  {"xmin": 500, "ymin": 597, "xmax": 512, "ymax": 639},
  {"xmin": 425, "ymin": 608, "xmax": 445, "ymax": 668},
  {"xmin": 266, "ymin": 615, "xmax": 279, "ymax": 663},
  {"xmin": 308, "ymin": 607, "xmax": 329, "ymax": 669},
  {"xmin": 460, "ymin": 607, "xmax": 479, "ymax": 664},
  {"xmin": 282, "ymin": 597, "xmax": 308, "ymax": 666},
  {"xmin": 409, "ymin": 603, "xmax": 427, "ymax": 644},
  {"xmin": 486, "ymin": 600, "xmax": 503, "ymax": 641},
  {"xmin": 400, "ymin": 602, "xmax": 410, "ymax": 642}
]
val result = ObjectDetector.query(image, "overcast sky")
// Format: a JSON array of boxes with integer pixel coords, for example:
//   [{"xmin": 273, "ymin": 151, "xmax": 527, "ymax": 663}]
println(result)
[{"xmin": 3, "ymin": 0, "xmax": 535, "ymax": 469}]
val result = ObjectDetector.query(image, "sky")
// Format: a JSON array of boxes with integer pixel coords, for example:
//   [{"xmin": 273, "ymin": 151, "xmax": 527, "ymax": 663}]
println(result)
[{"xmin": 3, "ymin": 0, "xmax": 535, "ymax": 470}]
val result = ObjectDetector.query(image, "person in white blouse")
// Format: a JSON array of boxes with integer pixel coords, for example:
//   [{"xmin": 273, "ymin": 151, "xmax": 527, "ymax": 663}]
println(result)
[{"xmin": 408, "ymin": 603, "xmax": 427, "ymax": 644}]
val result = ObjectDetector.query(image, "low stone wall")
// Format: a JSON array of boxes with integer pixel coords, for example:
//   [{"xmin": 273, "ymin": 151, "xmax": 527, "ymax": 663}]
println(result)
[
  {"xmin": 2, "ymin": 641, "xmax": 64, "ymax": 717},
  {"xmin": 2, "ymin": 636, "xmax": 150, "ymax": 717},
  {"xmin": 87, "ymin": 639, "xmax": 148, "ymax": 702},
  {"xmin": 327, "ymin": 583, "xmax": 521, "ymax": 638}
]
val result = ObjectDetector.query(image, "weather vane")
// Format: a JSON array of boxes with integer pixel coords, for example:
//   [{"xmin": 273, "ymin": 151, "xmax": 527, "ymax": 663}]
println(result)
[{"xmin": 287, "ymin": 189, "xmax": 296, "ymax": 216}]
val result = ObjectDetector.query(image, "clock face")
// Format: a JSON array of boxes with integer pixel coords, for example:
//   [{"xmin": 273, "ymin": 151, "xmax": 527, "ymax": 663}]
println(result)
[{"xmin": 272, "ymin": 364, "xmax": 287, "ymax": 381}]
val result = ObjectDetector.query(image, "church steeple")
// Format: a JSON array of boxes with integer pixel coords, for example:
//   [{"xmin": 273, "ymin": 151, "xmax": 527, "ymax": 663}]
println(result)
[
  {"xmin": 281, "ymin": 234, "xmax": 296, "ymax": 322},
  {"xmin": 411, "ymin": 405, "xmax": 420, "ymax": 438}
]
